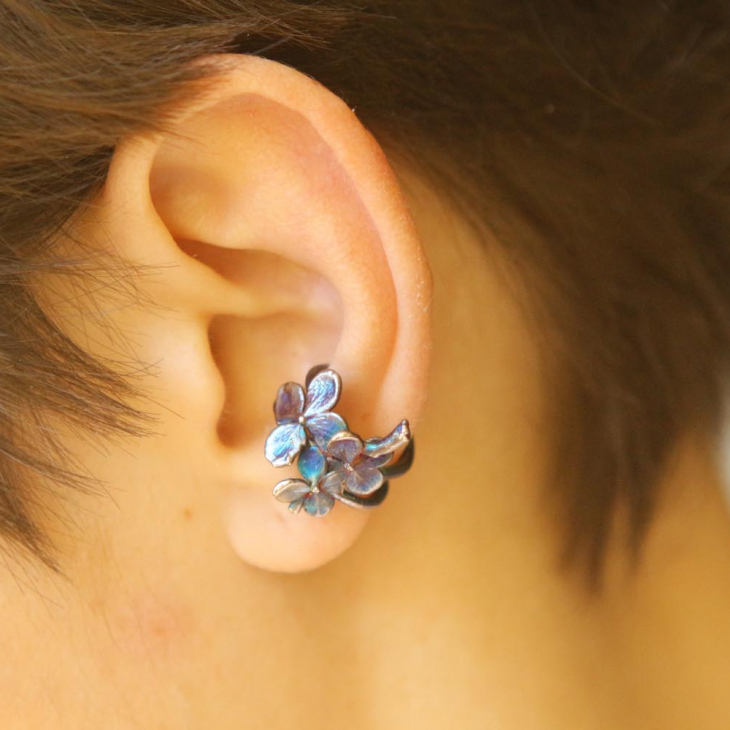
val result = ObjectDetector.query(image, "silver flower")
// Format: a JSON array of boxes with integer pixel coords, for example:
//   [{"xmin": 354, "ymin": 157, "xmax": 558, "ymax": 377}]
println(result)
[
  {"xmin": 264, "ymin": 369, "xmax": 347, "ymax": 467},
  {"xmin": 320, "ymin": 421, "xmax": 411, "ymax": 497},
  {"xmin": 272, "ymin": 444, "xmax": 341, "ymax": 516}
]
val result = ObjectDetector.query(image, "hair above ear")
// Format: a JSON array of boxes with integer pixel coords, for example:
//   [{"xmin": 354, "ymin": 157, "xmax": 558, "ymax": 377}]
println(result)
[{"xmin": 89, "ymin": 53, "xmax": 433, "ymax": 572}]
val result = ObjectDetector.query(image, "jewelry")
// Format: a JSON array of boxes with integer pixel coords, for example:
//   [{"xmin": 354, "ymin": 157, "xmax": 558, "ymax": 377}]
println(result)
[{"xmin": 264, "ymin": 364, "xmax": 414, "ymax": 516}]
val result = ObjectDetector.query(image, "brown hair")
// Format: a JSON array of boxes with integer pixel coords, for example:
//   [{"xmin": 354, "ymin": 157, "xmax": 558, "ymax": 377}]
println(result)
[{"xmin": 2, "ymin": 0, "xmax": 729, "ymax": 583}]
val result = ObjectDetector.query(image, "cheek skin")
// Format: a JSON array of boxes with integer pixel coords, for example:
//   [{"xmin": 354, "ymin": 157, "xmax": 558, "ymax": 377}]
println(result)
[{"xmin": 101, "ymin": 590, "xmax": 195, "ymax": 662}]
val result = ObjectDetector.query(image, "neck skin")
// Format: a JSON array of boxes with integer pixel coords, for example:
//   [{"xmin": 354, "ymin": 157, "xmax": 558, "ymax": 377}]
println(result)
[{"xmin": 2, "ymin": 165, "xmax": 730, "ymax": 729}]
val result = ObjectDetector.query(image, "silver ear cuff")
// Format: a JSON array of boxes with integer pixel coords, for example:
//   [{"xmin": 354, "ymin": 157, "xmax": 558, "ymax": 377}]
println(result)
[{"xmin": 264, "ymin": 364, "xmax": 414, "ymax": 516}]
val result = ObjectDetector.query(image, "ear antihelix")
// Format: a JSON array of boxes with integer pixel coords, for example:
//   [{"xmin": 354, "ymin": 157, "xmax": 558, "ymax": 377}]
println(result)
[{"xmin": 266, "ymin": 364, "xmax": 414, "ymax": 517}]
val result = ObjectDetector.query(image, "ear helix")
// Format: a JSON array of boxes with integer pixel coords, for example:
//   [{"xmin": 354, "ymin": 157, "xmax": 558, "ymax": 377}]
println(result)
[{"xmin": 265, "ymin": 364, "xmax": 415, "ymax": 517}]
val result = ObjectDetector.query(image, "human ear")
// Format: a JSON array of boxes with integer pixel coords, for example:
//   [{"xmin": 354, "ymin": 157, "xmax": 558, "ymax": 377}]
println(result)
[{"xmin": 79, "ymin": 53, "xmax": 432, "ymax": 572}]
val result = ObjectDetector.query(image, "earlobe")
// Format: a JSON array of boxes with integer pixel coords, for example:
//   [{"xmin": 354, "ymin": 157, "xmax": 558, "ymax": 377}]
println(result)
[{"xmin": 97, "ymin": 53, "xmax": 432, "ymax": 572}]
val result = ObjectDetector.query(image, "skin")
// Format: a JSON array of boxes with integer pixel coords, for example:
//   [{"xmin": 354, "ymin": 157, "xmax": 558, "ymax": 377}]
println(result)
[{"xmin": 1, "ymin": 55, "xmax": 730, "ymax": 729}]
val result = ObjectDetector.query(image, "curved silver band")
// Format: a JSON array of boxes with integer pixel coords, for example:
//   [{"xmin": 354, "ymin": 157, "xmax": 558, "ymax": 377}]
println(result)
[{"xmin": 335, "ymin": 482, "xmax": 390, "ymax": 509}]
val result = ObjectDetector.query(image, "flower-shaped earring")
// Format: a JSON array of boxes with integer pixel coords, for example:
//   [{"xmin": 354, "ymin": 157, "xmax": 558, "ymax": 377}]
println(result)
[
  {"xmin": 265, "ymin": 365, "xmax": 414, "ymax": 516},
  {"xmin": 264, "ymin": 368, "xmax": 347, "ymax": 466}
]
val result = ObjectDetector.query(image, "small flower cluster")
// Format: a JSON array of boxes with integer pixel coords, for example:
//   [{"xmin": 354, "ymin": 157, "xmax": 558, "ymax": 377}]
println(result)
[{"xmin": 264, "ymin": 367, "xmax": 412, "ymax": 516}]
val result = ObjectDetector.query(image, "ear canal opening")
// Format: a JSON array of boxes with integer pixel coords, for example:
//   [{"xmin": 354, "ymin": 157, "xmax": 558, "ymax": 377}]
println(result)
[
  {"xmin": 208, "ymin": 312, "xmax": 340, "ymax": 450},
  {"xmin": 174, "ymin": 241, "xmax": 345, "ymax": 453}
]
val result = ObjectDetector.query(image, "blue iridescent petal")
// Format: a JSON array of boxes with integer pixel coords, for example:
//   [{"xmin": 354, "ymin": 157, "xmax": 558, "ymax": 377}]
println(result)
[
  {"xmin": 359, "ymin": 453, "xmax": 392, "ymax": 470},
  {"xmin": 303, "ymin": 491, "xmax": 335, "ymax": 516},
  {"xmin": 307, "ymin": 412, "xmax": 347, "ymax": 449},
  {"xmin": 264, "ymin": 422, "xmax": 306, "ymax": 467},
  {"xmin": 289, "ymin": 498, "xmax": 305, "ymax": 514},
  {"xmin": 345, "ymin": 466, "xmax": 384, "ymax": 496},
  {"xmin": 320, "ymin": 470, "xmax": 345, "ymax": 496},
  {"xmin": 297, "ymin": 444, "xmax": 326, "ymax": 485},
  {"xmin": 327, "ymin": 431, "xmax": 363, "ymax": 464},
  {"xmin": 274, "ymin": 382, "xmax": 305, "ymax": 423},
  {"xmin": 303, "ymin": 369, "xmax": 341, "ymax": 416},
  {"xmin": 363, "ymin": 420, "xmax": 411, "ymax": 458},
  {"xmin": 273, "ymin": 478, "xmax": 311, "ymax": 503}
]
